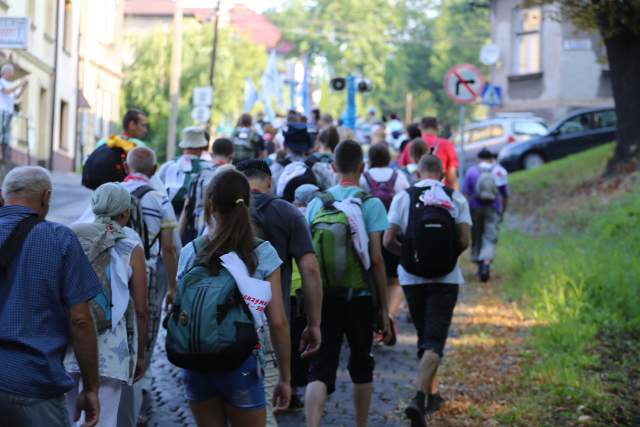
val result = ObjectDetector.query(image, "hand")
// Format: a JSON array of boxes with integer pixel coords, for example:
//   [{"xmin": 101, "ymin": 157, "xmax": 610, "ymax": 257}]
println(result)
[
  {"xmin": 272, "ymin": 380, "xmax": 291, "ymax": 413},
  {"xmin": 75, "ymin": 389, "xmax": 100, "ymax": 427},
  {"xmin": 165, "ymin": 288, "xmax": 176, "ymax": 312},
  {"xmin": 378, "ymin": 310, "xmax": 390, "ymax": 338},
  {"xmin": 299, "ymin": 325, "xmax": 321, "ymax": 358},
  {"xmin": 133, "ymin": 356, "xmax": 146, "ymax": 383}
]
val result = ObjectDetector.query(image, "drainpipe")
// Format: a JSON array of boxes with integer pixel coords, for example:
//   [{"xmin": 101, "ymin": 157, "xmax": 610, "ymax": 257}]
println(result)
[{"xmin": 48, "ymin": 0, "xmax": 62, "ymax": 170}]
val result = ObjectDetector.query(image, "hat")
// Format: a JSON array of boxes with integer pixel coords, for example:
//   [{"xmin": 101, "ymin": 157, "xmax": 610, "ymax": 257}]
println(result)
[
  {"xmin": 284, "ymin": 123, "xmax": 312, "ymax": 155},
  {"xmin": 478, "ymin": 148, "xmax": 496, "ymax": 160},
  {"xmin": 179, "ymin": 126, "xmax": 208, "ymax": 149},
  {"xmin": 294, "ymin": 184, "xmax": 320, "ymax": 206},
  {"xmin": 236, "ymin": 159, "xmax": 272, "ymax": 177}
]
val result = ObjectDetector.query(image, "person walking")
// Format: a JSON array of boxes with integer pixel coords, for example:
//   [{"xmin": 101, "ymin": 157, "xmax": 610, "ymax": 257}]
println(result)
[
  {"xmin": 304, "ymin": 140, "xmax": 390, "ymax": 427},
  {"xmin": 232, "ymin": 113, "xmax": 266, "ymax": 162},
  {"xmin": 95, "ymin": 109, "xmax": 149, "ymax": 149},
  {"xmin": 236, "ymin": 159, "xmax": 323, "ymax": 422},
  {"xmin": 462, "ymin": 149, "xmax": 510, "ymax": 282},
  {"xmin": 118, "ymin": 147, "xmax": 179, "ymax": 426},
  {"xmin": 360, "ymin": 143, "xmax": 410, "ymax": 327},
  {"xmin": 173, "ymin": 168, "xmax": 291, "ymax": 426},
  {"xmin": 384, "ymin": 155, "xmax": 471, "ymax": 427},
  {"xmin": 0, "ymin": 64, "xmax": 27, "ymax": 163},
  {"xmin": 64, "ymin": 183, "xmax": 148, "ymax": 427},
  {"xmin": 158, "ymin": 126, "xmax": 213, "ymax": 218},
  {"xmin": 0, "ymin": 166, "xmax": 102, "ymax": 427}
]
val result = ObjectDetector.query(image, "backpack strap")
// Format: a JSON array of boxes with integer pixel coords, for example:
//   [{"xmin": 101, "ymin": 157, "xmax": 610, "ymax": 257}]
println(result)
[
  {"xmin": 363, "ymin": 171, "xmax": 375, "ymax": 189},
  {"xmin": 131, "ymin": 185, "xmax": 159, "ymax": 259},
  {"xmin": 442, "ymin": 186, "xmax": 454, "ymax": 199},
  {"xmin": 318, "ymin": 192, "xmax": 335, "ymax": 209},
  {"xmin": 0, "ymin": 214, "xmax": 43, "ymax": 274}
]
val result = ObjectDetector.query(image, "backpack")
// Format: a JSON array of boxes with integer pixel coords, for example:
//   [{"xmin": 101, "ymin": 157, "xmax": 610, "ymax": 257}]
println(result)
[
  {"xmin": 310, "ymin": 192, "xmax": 371, "ymax": 296},
  {"xmin": 363, "ymin": 170, "xmax": 397, "ymax": 209},
  {"xmin": 82, "ymin": 144, "xmax": 127, "ymax": 190},
  {"xmin": 165, "ymin": 237, "xmax": 258, "ymax": 372},
  {"xmin": 232, "ymin": 128, "xmax": 260, "ymax": 163},
  {"xmin": 279, "ymin": 157, "xmax": 319, "ymax": 203},
  {"xmin": 400, "ymin": 186, "xmax": 459, "ymax": 278},
  {"xmin": 475, "ymin": 166, "xmax": 498, "ymax": 204},
  {"xmin": 128, "ymin": 185, "xmax": 160, "ymax": 260},
  {"xmin": 182, "ymin": 165, "xmax": 219, "ymax": 244},
  {"xmin": 70, "ymin": 223, "xmax": 121, "ymax": 334},
  {"xmin": 171, "ymin": 159, "xmax": 203, "ymax": 219},
  {"xmin": 250, "ymin": 193, "xmax": 278, "ymax": 241}
]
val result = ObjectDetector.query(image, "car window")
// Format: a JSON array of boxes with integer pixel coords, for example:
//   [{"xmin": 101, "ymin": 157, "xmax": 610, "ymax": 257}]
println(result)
[
  {"xmin": 559, "ymin": 113, "xmax": 593, "ymax": 135},
  {"xmin": 592, "ymin": 110, "xmax": 617, "ymax": 129},
  {"xmin": 513, "ymin": 121, "xmax": 547, "ymax": 136},
  {"xmin": 468, "ymin": 124, "xmax": 504, "ymax": 144}
]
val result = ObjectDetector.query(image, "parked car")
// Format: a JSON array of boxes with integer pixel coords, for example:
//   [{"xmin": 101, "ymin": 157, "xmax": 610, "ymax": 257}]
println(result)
[
  {"xmin": 498, "ymin": 107, "xmax": 617, "ymax": 171},
  {"xmin": 457, "ymin": 114, "xmax": 547, "ymax": 170}
]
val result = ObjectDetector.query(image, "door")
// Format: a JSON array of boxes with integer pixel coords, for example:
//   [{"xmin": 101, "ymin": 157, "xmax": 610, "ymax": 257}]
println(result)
[{"xmin": 589, "ymin": 109, "xmax": 617, "ymax": 147}]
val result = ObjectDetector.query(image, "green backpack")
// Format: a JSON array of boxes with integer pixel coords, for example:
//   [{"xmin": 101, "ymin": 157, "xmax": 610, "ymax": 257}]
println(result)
[
  {"xmin": 165, "ymin": 237, "xmax": 258, "ymax": 372},
  {"xmin": 310, "ymin": 192, "xmax": 371, "ymax": 296}
]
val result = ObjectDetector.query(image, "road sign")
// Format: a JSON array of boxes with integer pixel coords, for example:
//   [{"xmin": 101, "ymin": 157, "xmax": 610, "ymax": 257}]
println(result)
[
  {"xmin": 480, "ymin": 44, "xmax": 500, "ymax": 66},
  {"xmin": 192, "ymin": 86, "xmax": 213, "ymax": 106},
  {"xmin": 191, "ymin": 105, "xmax": 211, "ymax": 123},
  {"xmin": 0, "ymin": 17, "xmax": 29, "ymax": 49},
  {"xmin": 444, "ymin": 63, "xmax": 484, "ymax": 105},
  {"xmin": 481, "ymin": 83, "xmax": 502, "ymax": 107}
]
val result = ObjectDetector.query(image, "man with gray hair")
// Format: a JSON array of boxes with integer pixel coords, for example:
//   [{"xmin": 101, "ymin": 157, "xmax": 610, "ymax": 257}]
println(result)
[
  {"xmin": 384, "ymin": 154, "xmax": 471, "ymax": 427},
  {"xmin": 0, "ymin": 64, "xmax": 28, "ymax": 162},
  {"xmin": 0, "ymin": 166, "xmax": 102, "ymax": 426},
  {"xmin": 119, "ymin": 146, "xmax": 178, "ymax": 426}
]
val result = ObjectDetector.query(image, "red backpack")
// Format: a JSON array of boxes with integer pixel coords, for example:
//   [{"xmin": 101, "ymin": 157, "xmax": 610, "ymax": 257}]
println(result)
[{"xmin": 364, "ymin": 170, "xmax": 398, "ymax": 209}]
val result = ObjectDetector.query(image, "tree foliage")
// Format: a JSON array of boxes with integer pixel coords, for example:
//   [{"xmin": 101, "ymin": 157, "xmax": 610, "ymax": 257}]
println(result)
[{"xmin": 123, "ymin": 21, "xmax": 267, "ymax": 161}]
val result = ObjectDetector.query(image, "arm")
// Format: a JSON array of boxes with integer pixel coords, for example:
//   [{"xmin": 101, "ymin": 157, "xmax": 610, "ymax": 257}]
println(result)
[
  {"xmin": 129, "ymin": 246, "xmax": 148, "ymax": 382},
  {"xmin": 69, "ymin": 302, "xmax": 100, "ymax": 426},
  {"xmin": 160, "ymin": 228, "xmax": 178, "ymax": 309},
  {"xmin": 369, "ymin": 231, "xmax": 389, "ymax": 334},
  {"xmin": 265, "ymin": 268, "xmax": 292, "ymax": 412},
  {"xmin": 446, "ymin": 167, "xmax": 459, "ymax": 191},
  {"xmin": 383, "ymin": 224, "xmax": 402, "ymax": 257},
  {"xmin": 295, "ymin": 252, "xmax": 322, "ymax": 357},
  {"xmin": 456, "ymin": 223, "xmax": 471, "ymax": 253}
]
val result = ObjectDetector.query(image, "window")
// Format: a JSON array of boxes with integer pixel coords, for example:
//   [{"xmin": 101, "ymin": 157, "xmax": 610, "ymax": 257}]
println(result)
[
  {"xmin": 63, "ymin": 0, "xmax": 72, "ymax": 53},
  {"xmin": 45, "ymin": 0, "xmax": 55, "ymax": 35},
  {"xmin": 593, "ymin": 110, "xmax": 617, "ymax": 129},
  {"xmin": 513, "ymin": 7, "xmax": 541, "ymax": 75},
  {"xmin": 513, "ymin": 121, "xmax": 547, "ymax": 136},
  {"xmin": 559, "ymin": 113, "xmax": 592, "ymax": 135},
  {"xmin": 59, "ymin": 100, "xmax": 69, "ymax": 151},
  {"xmin": 468, "ymin": 125, "xmax": 504, "ymax": 144}
]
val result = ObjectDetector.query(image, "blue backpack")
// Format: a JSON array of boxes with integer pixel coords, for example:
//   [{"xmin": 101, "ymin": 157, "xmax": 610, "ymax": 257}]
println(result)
[{"xmin": 165, "ymin": 237, "xmax": 258, "ymax": 372}]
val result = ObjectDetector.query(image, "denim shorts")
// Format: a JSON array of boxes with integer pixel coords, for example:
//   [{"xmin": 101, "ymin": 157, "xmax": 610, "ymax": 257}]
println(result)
[
  {"xmin": 182, "ymin": 354, "xmax": 266, "ymax": 409},
  {"xmin": 0, "ymin": 389, "xmax": 68, "ymax": 427}
]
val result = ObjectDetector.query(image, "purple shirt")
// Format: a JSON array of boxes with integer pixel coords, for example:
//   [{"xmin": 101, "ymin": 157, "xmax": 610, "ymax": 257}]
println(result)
[{"xmin": 462, "ymin": 163, "xmax": 510, "ymax": 214}]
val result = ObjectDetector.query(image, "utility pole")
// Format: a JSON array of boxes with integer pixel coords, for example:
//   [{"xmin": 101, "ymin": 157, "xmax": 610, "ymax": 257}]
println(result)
[
  {"xmin": 167, "ymin": 0, "xmax": 183, "ymax": 161},
  {"xmin": 207, "ymin": 0, "xmax": 221, "ymax": 131}
]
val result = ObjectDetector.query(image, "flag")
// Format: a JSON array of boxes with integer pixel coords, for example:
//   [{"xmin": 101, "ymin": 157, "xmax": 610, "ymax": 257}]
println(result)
[
  {"xmin": 260, "ymin": 50, "xmax": 283, "ymax": 111},
  {"xmin": 243, "ymin": 78, "xmax": 259, "ymax": 113},
  {"xmin": 301, "ymin": 54, "xmax": 312, "ymax": 120}
]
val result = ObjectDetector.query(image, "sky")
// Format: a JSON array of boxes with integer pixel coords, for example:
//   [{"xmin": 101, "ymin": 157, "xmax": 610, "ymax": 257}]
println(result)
[{"xmin": 182, "ymin": 0, "xmax": 284, "ymax": 13}]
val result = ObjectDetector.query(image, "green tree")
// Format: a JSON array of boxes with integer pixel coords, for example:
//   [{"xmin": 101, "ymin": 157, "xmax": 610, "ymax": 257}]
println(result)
[
  {"xmin": 524, "ymin": 0, "xmax": 640, "ymax": 173},
  {"xmin": 123, "ymin": 20, "xmax": 267, "ymax": 161}
]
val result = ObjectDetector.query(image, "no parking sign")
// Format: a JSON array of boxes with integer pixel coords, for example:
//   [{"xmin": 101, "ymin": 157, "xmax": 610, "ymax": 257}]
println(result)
[{"xmin": 443, "ymin": 63, "xmax": 484, "ymax": 105}]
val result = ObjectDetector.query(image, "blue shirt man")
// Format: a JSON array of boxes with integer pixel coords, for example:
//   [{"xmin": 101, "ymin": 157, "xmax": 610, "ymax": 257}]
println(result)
[{"xmin": 0, "ymin": 166, "xmax": 102, "ymax": 426}]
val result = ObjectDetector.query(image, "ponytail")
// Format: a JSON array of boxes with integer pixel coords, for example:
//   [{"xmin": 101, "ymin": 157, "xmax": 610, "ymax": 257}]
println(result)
[{"xmin": 200, "ymin": 169, "xmax": 257, "ymax": 275}]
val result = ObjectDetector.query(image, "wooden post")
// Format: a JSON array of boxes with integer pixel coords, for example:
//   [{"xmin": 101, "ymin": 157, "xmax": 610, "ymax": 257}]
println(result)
[{"xmin": 405, "ymin": 92, "xmax": 413, "ymax": 124}]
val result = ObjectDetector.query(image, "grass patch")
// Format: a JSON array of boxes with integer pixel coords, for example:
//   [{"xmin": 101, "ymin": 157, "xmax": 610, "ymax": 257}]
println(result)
[{"xmin": 494, "ymin": 145, "xmax": 640, "ymax": 425}]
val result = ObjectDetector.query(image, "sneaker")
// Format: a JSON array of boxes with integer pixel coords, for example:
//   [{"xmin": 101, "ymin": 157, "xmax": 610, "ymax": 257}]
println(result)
[
  {"xmin": 426, "ymin": 393, "xmax": 445, "ymax": 414},
  {"xmin": 405, "ymin": 392, "xmax": 427, "ymax": 427},
  {"xmin": 479, "ymin": 263, "xmax": 491, "ymax": 282}
]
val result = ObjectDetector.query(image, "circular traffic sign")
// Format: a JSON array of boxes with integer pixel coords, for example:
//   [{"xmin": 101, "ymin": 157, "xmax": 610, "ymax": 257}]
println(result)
[
  {"xmin": 191, "ymin": 106, "xmax": 211, "ymax": 123},
  {"xmin": 480, "ymin": 44, "xmax": 500, "ymax": 66},
  {"xmin": 443, "ymin": 63, "xmax": 485, "ymax": 105}
]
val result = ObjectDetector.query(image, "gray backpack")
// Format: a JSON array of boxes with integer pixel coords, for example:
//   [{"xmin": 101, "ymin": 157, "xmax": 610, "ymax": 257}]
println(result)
[{"xmin": 475, "ymin": 166, "xmax": 498, "ymax": 204}]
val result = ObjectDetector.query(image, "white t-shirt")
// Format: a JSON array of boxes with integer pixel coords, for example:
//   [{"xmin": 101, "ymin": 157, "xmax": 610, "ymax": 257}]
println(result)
[
  {"xmin": 360, "ymin": 167, "xmax": 410, "ymax": 195},
  {"xmin": 0, "ymin": 78, "xmax": 15, "ymax": 113},
  {"xmin": 158, "ymin": 154, "xmax": 214, "ymax": 202},
  {"xmin": 387, "ymin": 178, "xmax": 472, "ymax": 286}
]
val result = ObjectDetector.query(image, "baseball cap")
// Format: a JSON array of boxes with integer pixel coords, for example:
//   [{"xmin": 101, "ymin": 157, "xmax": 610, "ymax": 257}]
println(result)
[
  {"xmin": 236, "ymin": 159, "xmax": 272, "ymax": 177},
  {"xmin": 284, "ymin": 123, "xmax": 312, "ymax": 155}
]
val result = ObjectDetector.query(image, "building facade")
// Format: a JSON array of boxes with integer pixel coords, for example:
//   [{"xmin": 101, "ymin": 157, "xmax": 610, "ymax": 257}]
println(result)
[{"xmin": 490, "ymin": 1, "xmax": 613, "ymax": 123}]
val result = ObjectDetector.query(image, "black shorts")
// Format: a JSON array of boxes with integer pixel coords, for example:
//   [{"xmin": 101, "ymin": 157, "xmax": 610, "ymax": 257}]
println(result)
[
  {"xmin": 382, "ymin": 243, "xmax": 399, "ymax": 280},
  {"xmin": 290, "ymin": 294, "xmax": 310, "ymax": 388},
  {"xmin": 307, "ymin": 296, "xmax": 374, "ymax": 394},
  {"xmin": 402, "ymin": 284, "xmax": 459, "ymax": 358}
]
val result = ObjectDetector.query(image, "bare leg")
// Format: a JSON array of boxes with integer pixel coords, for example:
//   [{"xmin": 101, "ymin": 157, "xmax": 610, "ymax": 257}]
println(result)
[
  {"xmin": 430, "ymin": 375, "xmax": 439, "ymax": 394},
  {"xmin": 353, "ymin": 383, "xmax": 373, "ymax": 427},
  {"xmin": 226, "ymin": 404, "xmax": 266, "ymax": 427},
  {"xmin": 189, "ymin": 397, "xmax": 227, "ymax": 427},
  {"xmin": 419, "ymin": 351, "xmax": 440, "ymax": 394},
  {"xmin": 387, "ymin": 278, "xmax": 404, "ymax": 318},
  {"xmin": 304, "ymin": 381, "xmax": 327, "ymax": 427}
]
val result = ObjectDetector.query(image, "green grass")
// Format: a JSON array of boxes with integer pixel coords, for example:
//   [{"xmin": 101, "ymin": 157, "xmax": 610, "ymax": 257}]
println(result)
[{"xmin": 494, "ymin": 145, "xmax": 640, "ymax": 425}]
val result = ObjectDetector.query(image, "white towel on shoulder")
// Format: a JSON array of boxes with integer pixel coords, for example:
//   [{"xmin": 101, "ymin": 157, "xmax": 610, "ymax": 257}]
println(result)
[
  {"xmin": 332, "ymin": 197, "xmax": 371, "ymax": 270},
  {"xmin": 276, "ymin": 162, "xmax": 307, "ymax": 197}
]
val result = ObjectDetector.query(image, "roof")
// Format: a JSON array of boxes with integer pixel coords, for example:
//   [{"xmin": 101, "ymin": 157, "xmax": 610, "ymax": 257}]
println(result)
[{"xmin": 124, "ymin": 0, "xmax": 215, "ymax": 20}]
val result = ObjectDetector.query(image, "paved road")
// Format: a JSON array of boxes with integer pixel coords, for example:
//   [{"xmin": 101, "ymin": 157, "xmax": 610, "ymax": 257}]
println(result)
[{"xmin": 47, "ymin": 174, "xmax": 425, "ymax": 427}]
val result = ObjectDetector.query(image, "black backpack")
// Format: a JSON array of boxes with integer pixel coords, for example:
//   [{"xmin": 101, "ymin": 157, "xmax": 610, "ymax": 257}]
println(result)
[
  {"xmin": 128, "ymin": 185, "xmax": 160, "ymax": 260},
  {"xmin": 82, "ymin": 144, "xmax": 127, "ymax": 190},
  {"xmin": 250, "ymin": 193, "xmax": 278, "ymax": 241},
  {"xmin": 400, "ymin": 186, "xmax": 459, "ymax": 278},
  {"xmin": 279, "ymin": 157, "xmax": 318, "ymax": 203}
]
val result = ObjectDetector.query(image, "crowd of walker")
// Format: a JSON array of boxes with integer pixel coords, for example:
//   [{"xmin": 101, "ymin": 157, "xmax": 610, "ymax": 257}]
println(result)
[{"xmin": 0, "ymin": 106, "xmax": 510, "ymax": 427}]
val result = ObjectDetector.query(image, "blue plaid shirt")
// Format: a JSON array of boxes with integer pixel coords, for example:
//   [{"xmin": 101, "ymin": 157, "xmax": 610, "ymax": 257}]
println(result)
[{"xmin": 0, "ymin": 205, "xmax": 101, "ymax": 399}]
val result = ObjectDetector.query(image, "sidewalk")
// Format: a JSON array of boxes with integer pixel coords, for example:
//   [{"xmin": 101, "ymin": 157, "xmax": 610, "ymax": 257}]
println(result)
[{"xmin": 48, "ymin": 171, "xmax": 91, "ymax": 224}]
